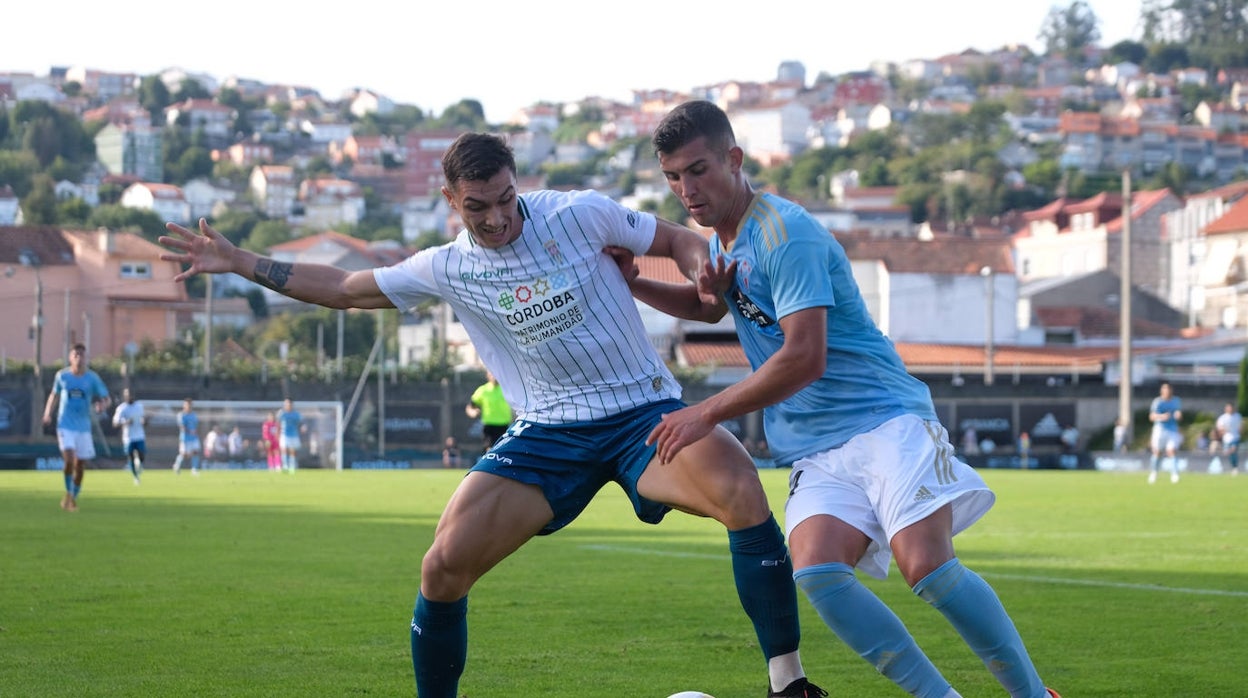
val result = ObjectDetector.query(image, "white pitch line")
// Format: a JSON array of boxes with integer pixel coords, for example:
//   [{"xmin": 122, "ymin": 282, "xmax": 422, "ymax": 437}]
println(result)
[{"xmin": 580, "ymin": 544, "xmax": 1248, "ymax": 597}]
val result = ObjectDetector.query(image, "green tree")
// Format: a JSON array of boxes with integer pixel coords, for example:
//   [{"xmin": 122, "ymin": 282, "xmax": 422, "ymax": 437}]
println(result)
[
  {"xmin": 435, "ymin": 99, "xmax": 487, "ymax": 131},
  {"xmin": 20, "ymin": 173, "xmax": 58, "ymax": 224},
  {"xmin": 243, "ymin": 220, "xmax": 294, "ymax": 253},
  {"xmin": 0, "ymin": 150, "xmax": 40, "ymax": 197},
  {"xmin": 137, "ymin": 75, "xmax": 172, "ymax": 123},
  {"xmin": 55, "ymin": 197, "xmax": 93, "ymax": 225},
  {"xmin": 87, "ymin": 204, "xmax": 167, "ymax": 241},
  {"xmin": 1107, "ymin": 40, "xmax": 1149, "ymax": 65},
  {"xmin": 1238, "ymin": 351, "xmax": 1248, "ymax": 417},
  {"xmin": 1039, "ymin": 0, "xmax": 1102, "ymax": 62}
]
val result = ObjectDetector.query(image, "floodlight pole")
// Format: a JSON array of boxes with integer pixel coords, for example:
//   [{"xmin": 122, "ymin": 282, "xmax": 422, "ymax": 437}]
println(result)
[{"xmin": 1118, "ymin": 169, "xmax": 1134, "ymax": 442}]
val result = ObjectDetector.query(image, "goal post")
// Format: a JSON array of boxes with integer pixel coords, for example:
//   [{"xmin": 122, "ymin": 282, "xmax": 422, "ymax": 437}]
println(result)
[{"xmin": 134, "ymin": 399, "xmax": 344, "ymax": 471}]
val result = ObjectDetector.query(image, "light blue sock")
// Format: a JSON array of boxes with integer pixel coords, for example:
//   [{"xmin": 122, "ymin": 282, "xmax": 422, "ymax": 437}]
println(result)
[
  {"xmin": 64, "ymin": 474, "xmax": 73, "ymax": 492},
  {"xmin": 71, "ymin": 482, "xmax": 81, "ymax": 497},
  {"xmin": 727, "ymin": 515, "xmax": 800, "ymax": 660},
  {"xmin": 411, "ymin": 593, "xmax": 467, "ymax": 698},
  {"xmin": 913, "ymin": 558, "xmax": 1044, "ymax": 698},
  {"xmin": 1149, "ymin": 453, "xmax": 1160, "ymax": 472},
  {"xmin": 795, "ymin": 562, "xmax": 952, "ymax": 698}
]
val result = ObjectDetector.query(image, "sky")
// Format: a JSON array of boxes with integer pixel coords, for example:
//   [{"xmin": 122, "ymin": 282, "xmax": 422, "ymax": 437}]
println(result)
[{"xmin": 6, "ymin": 0, "xmax": 1144, "ymax": 123}]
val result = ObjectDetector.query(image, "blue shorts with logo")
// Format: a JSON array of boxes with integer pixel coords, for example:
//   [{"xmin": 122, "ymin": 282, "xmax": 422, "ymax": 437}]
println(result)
[{"xmin": 469, "ymin": 399, "xmax": 682, "ymax": 535}]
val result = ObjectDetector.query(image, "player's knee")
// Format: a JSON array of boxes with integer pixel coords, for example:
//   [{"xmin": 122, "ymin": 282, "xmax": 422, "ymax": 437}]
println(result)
[{"xmin": 419, "ymin": 547, "xmax": 476, "ymax": 600}]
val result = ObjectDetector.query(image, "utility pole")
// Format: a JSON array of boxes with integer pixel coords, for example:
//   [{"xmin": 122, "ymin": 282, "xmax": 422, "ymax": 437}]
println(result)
[
  {"xmin": 1118, "ymin": 169, "xmax": 1134, "ymax": 442},
  {"xmin": 981, "ymin": 266, "xmax": 995, "ymax": 386},
  {"xmin": 203, "ymin": 274, "xmax": 214, "ymax": 378}
]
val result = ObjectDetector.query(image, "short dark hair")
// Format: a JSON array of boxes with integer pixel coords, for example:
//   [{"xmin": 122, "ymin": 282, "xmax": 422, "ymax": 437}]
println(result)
[
  {"xmin": 441, "ymin": 132, "xmax": 517, "ymax": 190},
  {"xmin": 70, "ymin": 343, "xmax": 86, "ymax": 354},
  {"xmin": 652, "ymin": 100, "xmax": 736, "ymax": 157}
]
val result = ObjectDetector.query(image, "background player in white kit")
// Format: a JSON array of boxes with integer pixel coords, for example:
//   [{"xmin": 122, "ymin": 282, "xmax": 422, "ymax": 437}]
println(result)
[
  {"xmin": 160, "ymin": 132, "xmax": 824, "ymax": 698},
  {"xmin": 112, "ymin": 388, "xmax": 147, "ymax": 484}
]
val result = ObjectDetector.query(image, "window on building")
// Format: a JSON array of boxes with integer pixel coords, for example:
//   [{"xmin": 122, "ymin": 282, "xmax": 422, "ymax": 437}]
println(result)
[{"xmin": 120, "ymin": 261, "xmax": 151, "ymax": 279}]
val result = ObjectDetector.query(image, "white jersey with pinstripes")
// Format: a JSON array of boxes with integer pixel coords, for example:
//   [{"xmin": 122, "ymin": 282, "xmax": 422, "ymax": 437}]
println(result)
[{"xmin": 374, "ymin": 189, "xmax": 682, "ymax": 425}]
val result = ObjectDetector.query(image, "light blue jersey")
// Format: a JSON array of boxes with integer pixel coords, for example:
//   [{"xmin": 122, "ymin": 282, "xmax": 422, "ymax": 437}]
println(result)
[
  {"xmin": 50, "ymin": 369, "xmax": 109, "ymax": 433},
  {"xmin": 178, "ymin": 412, "xmax": 200, "ymax": 444},
  {"xmin": 1151, "ymin": 396, "xmax": 1182, "ymax": 434},
  {"xmin": 712, "ymin": 192, "xmax": 936, "ymax": 465},
  {"xmin": 278, "ymin": 410, "xmax": 302, "ymax": 438}
]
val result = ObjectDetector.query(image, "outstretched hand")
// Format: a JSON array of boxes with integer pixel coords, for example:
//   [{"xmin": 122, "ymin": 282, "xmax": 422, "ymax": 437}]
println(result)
[
  {"xmin": 697, "ymin": 256, "xmax": 736, "ymax": 306},
  {"xmin": 646, "ymin": 402, "xmax": 718, "ymax": 465},
  {"xmin": 604, "ymin": 246, "xmax": 639, "ymax": 283},
  {"xmin": 159, "ymin": 218, "xmax": 238, "ymax": 282}
]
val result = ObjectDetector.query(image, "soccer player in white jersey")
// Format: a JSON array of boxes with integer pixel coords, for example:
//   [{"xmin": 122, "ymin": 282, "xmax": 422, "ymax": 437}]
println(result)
[
  {"xmin": 1215, "ymin": 402, "xmax": 1242, "ymax": 475},
  {"xmin": 112, "ymin": 388, "xmax": 147, "ymax": 484},
  {"xmin": 621, "ymin": 100, "xmax": 1058, "ymax": 698},
  {"xmin": 159, "ymin": 132, "xmax": 825, "ymax": 698}
]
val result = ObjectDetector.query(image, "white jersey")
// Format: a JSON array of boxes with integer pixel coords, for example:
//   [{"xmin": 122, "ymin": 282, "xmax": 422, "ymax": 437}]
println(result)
[
  {"xmin": 112, "ymin": 401, "xmax": 146, "ymax": 444},
  {"xmin": 375, "ymin": 189, "xmax": 681, "ymax": 424},
  {"xmin": 1217, "ymin": 411, "xmax": 1242, "ymax": 444}
]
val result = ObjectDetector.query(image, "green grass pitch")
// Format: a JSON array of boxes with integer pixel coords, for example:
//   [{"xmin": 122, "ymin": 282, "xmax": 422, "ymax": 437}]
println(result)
[{"xmin": 2, "ymin": 467, "xmax": 1244, "ymax": 697}]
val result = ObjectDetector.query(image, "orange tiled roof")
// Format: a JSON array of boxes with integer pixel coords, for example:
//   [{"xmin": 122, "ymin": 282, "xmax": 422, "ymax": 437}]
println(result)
[
  {"xmin": 839, "ymin": 236, "xmax": 1016, "ymax": 275},
  {"xmin": 678, "ymin": 340, "xmax": 1115, "ymax": 373},
  {"xmin": 1205, "ymin": 196, "xmax": 1248, "ymax": 235}
]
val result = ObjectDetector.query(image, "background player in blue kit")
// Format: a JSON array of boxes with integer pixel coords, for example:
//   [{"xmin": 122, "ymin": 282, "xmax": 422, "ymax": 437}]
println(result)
[
  {"xmin": 173, "ymin": 397, "xmax": 201, "ymax": 475},
  {"xmin": 160, "ymin": 132, "xmax": 824, "ymax": 698},
  {"xmin": 42, "ymin": 343, "xmax": 111, "ymax": 511},
  {"xmin": 1147, "ymin": 382, "xmax": 1183, "ymax": 484},
  {"xmin": 619, "ymin": 100, "xmax": 1058, "ymax": 698},
  {"xmin": 277, "ymin": 398, "xmax": 304, "ymax": 472}
]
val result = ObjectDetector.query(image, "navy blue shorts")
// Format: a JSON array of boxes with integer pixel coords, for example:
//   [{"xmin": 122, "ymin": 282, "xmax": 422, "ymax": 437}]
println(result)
[
  {"xmin": 468, "ymin": 399, "xmax": 683, "ymax": 534},
  {"xmin": 126, "ymin": 439, "xmax": 146, "ymax": 460}
]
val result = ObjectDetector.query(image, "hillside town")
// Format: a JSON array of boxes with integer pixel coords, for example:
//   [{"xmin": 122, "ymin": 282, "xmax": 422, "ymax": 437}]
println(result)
[{"xmin": 3, "ymin": 16, "xmax": 1248, "ymax": 461}]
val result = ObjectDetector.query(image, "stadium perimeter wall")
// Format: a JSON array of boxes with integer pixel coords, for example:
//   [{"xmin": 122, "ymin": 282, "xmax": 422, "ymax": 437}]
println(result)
[{"xmin": 0, "ymin": 373, "xmax": 1239, "ymax": 471}]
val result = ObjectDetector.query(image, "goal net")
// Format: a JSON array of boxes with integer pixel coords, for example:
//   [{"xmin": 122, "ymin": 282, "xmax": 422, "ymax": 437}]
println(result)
[{"xmin": 132, "ymin": 399, "xmax": 344, "ymax": 470}]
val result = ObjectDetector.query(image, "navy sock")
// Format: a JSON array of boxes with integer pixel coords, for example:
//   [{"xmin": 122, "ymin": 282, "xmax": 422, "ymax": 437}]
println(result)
[
  {"xmin": 728, "ymin": 515, "xmax": 800, "ymax": 659},
  {"xmin": 411, "ymin": 593, "xmax": 467, "ymax": 698}
]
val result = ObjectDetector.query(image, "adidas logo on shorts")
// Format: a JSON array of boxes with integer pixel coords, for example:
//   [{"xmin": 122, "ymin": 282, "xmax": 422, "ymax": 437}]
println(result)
[{"xmin": 913, "ymin": 485, "xmax": 936, "ymax": 502}]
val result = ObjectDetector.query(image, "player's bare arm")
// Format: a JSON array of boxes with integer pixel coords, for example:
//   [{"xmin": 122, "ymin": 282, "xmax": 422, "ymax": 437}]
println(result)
[
  {"xmin": 161, "ymin": 218, "xmax": 394, "ymax": 310},
  {"xmin": 647, "ymin": 306, "xmax": 826, "ymax": 464}
]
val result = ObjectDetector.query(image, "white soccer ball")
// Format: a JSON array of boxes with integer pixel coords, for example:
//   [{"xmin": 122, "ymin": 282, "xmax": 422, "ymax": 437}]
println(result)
[{"xmin": 666, "ymin": 693, "xmax": 716, "ymax": 698}]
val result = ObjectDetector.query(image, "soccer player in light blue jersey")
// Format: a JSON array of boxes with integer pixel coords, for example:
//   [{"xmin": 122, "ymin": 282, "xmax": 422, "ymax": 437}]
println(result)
[
  {"xmin": 626, "ymin": 100, "xmax": 1058, "ymax": 698},
  {"xmin": 160, "ymin": 132, "xmax": 825, "ymax": 698},
  {"xmin": 1147, "ymin": 382, "xmax": 1183, "ymax": 484},
  {"xmin": 277, "ymin": 397, "xmax": 303, "ymax": 472},
  {"xmin": 42, "ymin": 343, "xmax": 111, "ymax": 511},
  {"xmin": 173, "ymin": 397, "xmax": 201, "ymax": 475}
]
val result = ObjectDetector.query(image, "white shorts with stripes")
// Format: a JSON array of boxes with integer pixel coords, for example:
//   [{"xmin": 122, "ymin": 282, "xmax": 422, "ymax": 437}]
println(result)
[{"xmin": 784, "ymin": 413, "xmax": 995, "ymax": 579}]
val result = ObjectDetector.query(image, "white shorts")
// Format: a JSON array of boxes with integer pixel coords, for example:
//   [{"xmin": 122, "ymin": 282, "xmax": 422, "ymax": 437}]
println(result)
[
  {"xmin": 180, "ymin": 437, "xmax": 201, "ymax": 455},
  {"xmin": 784, "ymin": 414, "xmax": 995, "ymax": 580},
  {"xmin": 56, "ymin": 429, "xmax": 96, "ymax": 460},
  {"xmin": 279, "ymin": 435, "xmax": 301, "ymax": 452},
  {"xmin": 1151, "ymin": 429, "xmax": 1182, "ymax": 453}
]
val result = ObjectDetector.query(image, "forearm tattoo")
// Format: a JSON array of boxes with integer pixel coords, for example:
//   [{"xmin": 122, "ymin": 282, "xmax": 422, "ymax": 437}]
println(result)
[{"xmin": 253, "ymin": 258, "xmax": 294, "ymax": 292}]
